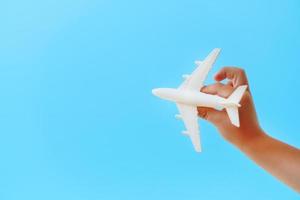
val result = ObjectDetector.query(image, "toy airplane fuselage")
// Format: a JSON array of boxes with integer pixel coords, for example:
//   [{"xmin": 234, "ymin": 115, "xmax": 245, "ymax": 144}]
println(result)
[
  {"xmin": 152, "ymin": 48, "xmax": 247, "ymax": 152},
  {"xmin": 152, "ymin": 88, "xmax": 227, "ymax": 110}
]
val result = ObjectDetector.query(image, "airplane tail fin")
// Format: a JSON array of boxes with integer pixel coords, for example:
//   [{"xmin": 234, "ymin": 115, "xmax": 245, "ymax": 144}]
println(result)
[{"xmin": 223, "ymin": 85, "xmax": 247, "ymax": 127}]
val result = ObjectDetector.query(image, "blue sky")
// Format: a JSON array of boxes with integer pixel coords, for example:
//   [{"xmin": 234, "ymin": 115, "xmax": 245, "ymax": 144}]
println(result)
[{"xmin": 0, "ymin": 0, "xmax": 299, "ymax": 199}]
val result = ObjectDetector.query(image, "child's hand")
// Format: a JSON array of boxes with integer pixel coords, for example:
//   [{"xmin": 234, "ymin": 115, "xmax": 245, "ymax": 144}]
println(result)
[{"xmin": 197, "ymin": 67, "xmax": 264, "ymax": 148}]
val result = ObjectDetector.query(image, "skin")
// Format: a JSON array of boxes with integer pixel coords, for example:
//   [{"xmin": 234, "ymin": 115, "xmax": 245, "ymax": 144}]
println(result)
[{"xmin": 197, "ymin": 67, "xmax": 300, "ymax": 193}]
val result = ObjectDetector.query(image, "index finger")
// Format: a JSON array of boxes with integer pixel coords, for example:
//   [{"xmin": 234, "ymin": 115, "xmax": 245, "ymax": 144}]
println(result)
[
  {"xmin": 214, "ymin": 67, "xmax": 249, "ymax": 87},
  {"xmin": 201, "ymin": 82, "xmax": 234, "ymax": 98}
]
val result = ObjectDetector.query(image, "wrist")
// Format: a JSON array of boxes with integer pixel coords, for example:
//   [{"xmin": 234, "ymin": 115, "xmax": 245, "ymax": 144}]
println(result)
[{"xmin": 232, "ymin": 127, "xmax": 267, "ymax": 152}]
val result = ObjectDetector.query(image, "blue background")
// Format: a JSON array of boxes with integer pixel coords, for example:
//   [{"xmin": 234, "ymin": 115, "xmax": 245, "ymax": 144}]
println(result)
[{"xmin": 0, "ymin": 0, "xmax": 299, "ymax": 199}]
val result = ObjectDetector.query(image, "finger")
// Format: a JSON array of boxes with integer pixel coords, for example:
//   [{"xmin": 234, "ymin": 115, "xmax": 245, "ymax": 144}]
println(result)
[
  {"xmin": 201, "ymin": 83, "xmax": 234, "ymax": 98},
  {"xmin": 214, "ymin": 67, "xmax": 235, "ymax": 82},
  {"xmin": 226, "ymin": 80, "xmax": 233, "ymax": 87},
  {"xmin": 201, "ymin": 82, "xmax": 223, "ymax": 95},
  {"xmin": 214, "ymin": 67, "xmax": 248, "ymax": 87},
  {"xmin": 197, "ymin": 107, "xmax": 225, "ymax": 125}
]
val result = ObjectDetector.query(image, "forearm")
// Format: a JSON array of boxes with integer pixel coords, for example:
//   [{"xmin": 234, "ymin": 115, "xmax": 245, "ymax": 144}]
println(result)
[{"xmin": 236, "ymin": 130, "xmax": 300, "ymax": 192}]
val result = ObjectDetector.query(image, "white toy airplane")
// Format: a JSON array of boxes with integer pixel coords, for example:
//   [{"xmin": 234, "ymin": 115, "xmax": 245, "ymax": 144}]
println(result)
[{"xmin": 152, "ymin": 48, "xmax": 247, "ymax": 152}]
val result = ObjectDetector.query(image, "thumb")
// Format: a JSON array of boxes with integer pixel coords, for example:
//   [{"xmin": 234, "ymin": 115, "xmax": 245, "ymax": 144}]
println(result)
[{"xmin": 197, "ymin": 107, "xmax": 224, "ymax": 126}]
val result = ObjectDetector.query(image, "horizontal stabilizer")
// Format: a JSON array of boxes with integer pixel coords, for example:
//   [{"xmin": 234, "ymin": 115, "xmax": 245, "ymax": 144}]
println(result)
[
  {"xmin": 228, "ymin": 85, "xmax": 247, "ymax": 103},
  {"xmin": 225, "ymin": 107, "xmax": 239, "ymax": 127},
  {"xmin": 224, "ymin": 85, "xmax": 247, "ymax": 127}
]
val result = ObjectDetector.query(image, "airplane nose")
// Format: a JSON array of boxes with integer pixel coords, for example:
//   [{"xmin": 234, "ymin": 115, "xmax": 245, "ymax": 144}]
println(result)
[
  {"xmin": 152, "ymin": 88, "xmax": 160, "ymax": 96},
  {"xmin": 152, "ymin": 88, "xmax": 175, "ymax": 101}
]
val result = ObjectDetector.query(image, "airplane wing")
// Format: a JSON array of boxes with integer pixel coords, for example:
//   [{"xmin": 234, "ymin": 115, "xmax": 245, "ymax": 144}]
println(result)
[
  {"xmin": 183, "ymin": 48, "xmax": 221, "ymax": 91},
  {"xmin": 176, "ymin": 103, "xmax": 201, "ymax": 152}
]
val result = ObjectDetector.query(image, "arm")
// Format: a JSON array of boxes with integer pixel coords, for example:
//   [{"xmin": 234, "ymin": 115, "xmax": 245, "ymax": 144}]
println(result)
[{"xmin": 197, "ymin": 67, "xmax": 300, "ymax": 192}]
